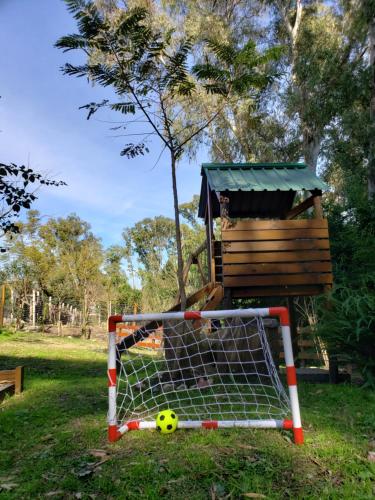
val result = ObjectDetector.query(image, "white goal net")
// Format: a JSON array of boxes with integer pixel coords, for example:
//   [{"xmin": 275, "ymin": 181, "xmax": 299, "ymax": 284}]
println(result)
[{"xmin": 107, "ymin": 308, "xmax": 303, "ymax": 444}]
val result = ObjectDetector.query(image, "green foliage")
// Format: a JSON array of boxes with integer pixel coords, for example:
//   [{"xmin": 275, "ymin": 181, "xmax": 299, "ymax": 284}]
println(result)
[
  {"xmin": 193, "ymin": 39, "xmax": 282, "ymax": 97},
  {"xmin": 317, "ymin": 178, "xmax": 375, "ymax": 385},
  {"xmin": 0, "ymin": 162, "xmax": 65, "ymax": 234},
  {"xmin": 317, "ymin": 277, "xmax": 375, "ymax": 387},
  {"xmin": 1, "ymin": 211, "xmax": 138, "ymax": 331}
]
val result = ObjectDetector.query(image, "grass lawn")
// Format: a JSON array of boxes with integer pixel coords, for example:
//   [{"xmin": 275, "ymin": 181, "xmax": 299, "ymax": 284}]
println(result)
[{"xmin": 0, "ymin": 331, "xmax": 374, "ymax": 499}]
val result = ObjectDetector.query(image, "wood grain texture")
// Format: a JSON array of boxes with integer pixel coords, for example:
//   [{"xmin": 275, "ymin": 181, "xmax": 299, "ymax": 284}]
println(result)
[
  {"xmin": 221, "ymin": 250, "xmax": 331, "ymax": 263},
  {"xmin": 223, "ymin": 239, "xmax": 330, "ymax": 252},
  {"xmin": 223, "ymin": 218, "xmax": 328, "ymax": 231},
  {"xmin": 224, "ymin": 273, "xmax": 333, "ymax": 287},
  {"xmin": 231, "ymin": 285, "xmax": 325, "ymax": 297},
  {"xmin": 222, "ymin": 228, "xmax": 329, "ymax": 241},
  {"xmin": 223, "ymin": 261, "xmax": 332, "ymax": 276}
]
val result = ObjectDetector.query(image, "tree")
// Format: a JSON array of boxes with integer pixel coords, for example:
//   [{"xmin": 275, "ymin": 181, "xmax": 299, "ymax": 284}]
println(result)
[
  {"xmin": 0, "ymin": 162, "xmax": 65, "ymax": 235},
  {"xmin": 103, "ymin": 245, "xmax": 140, "ymax": 315},
  {"xmin": 123, "ymin": 198, "xmax": 207, "ymax": 312},
  {"xmin": 56, "ymin": 0, "xmax": 280, "ymax": 308},
  {"xmin": 40, "ymin": 214, "xmax": 104, "ymax": 337}
]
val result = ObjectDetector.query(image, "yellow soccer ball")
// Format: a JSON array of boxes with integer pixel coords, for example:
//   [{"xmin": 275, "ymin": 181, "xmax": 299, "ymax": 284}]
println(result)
[{"xmin": 156, "ymin": 409, "xmax": 178, "ymax": 434}]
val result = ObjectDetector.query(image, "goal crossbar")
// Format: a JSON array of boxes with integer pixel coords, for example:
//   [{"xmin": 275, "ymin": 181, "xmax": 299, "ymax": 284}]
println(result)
[{"xmin": 107, "ymin": 307, "xmax": 304, "ymax": 445}]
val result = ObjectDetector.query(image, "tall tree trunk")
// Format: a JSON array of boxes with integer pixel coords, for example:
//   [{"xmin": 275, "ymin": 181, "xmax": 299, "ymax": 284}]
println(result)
[
  {"xmin": 170, "ymin": 151, "xmax": 186, "ymax": 310},
  {"xmin": 303, "ymin": 128, "xmax": 321, "ymax": 174},
  {"xmin": 369, "ymin": 14, "xmax": 375, "ymax": 198}
]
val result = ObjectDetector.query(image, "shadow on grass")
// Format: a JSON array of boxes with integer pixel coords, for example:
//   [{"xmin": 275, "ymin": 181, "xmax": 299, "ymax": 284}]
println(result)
[{"xmin": 0, "ymin": 354, "xmax": 106, "ymax": 378}]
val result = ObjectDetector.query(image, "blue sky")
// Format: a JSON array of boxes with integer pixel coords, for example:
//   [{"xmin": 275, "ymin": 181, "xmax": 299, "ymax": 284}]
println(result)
[{"xmin": 0, "ymin": 0, "xmax": 205, "ymax": 247}]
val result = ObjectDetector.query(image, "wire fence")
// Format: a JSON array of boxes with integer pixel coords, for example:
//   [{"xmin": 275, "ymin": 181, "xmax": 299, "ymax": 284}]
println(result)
[{"xmin": 1, "ymin": 286, "xmax": 135, "ymax": 336}]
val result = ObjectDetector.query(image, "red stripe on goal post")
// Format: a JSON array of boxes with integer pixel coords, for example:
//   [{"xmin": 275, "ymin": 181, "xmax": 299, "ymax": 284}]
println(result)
[
  {"xmin": 184, "ymin": 311, "xmax": 201, "ymax": 320},
  {"xmin": 126, "ymin": 420, "xmax": 140, "ymax": 431},
  {"xmin": 202, "ymin": 421, "xmax": 218, "ymax": 429},
  {"xmin": 282, "ymin": 419, "xmax": 293, "ymax": 430},
  {"xmin": 269, "ymin": 307, "xmax": 290, "ymax": 326},
  {"xmin": 107, "ymin": 368, "xmax": 116, "ymax": 387},
  {"xmin": 286, "ymin": 366, "xmax": 297, "ymax": 386},
  {"xmin": 293, "ymin": 427, "xmax": 304, "ymax": 445},
  {"xmin": 108, "ymin": 314, "xmax": 123, "ymax": 332},
  {"xmin": 108, "ymin": 425, "xmax": 120, "ymax": 442}
]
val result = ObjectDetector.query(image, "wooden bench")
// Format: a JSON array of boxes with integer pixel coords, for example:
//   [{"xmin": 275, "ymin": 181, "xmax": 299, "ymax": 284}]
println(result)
[{"xmin": 0, "ymin": 366, "xmax": 24, "ymax": 400}]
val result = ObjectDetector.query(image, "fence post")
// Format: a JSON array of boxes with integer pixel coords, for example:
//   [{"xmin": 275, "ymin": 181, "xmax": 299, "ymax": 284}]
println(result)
[
  {"xmin": 0, "ymin": 284, "xmax": 5, "ymax": 327},
  {"xmin": 32, "ymin": 289, "xmax": 36, "ymax": 327},
  {"xmin": 48, "ymin": 296, "xmax": 52, "ymax": 323}
]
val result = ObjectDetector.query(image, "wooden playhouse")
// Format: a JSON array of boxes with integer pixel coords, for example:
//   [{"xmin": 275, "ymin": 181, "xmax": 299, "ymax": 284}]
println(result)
[{"xmin": 196, "ymin": 162, "xmax": 333, "ymax": 305}]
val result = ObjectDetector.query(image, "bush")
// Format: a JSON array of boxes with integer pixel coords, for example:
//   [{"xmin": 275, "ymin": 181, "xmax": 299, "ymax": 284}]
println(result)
[{"xmin": 316, "ymin": 275, "xmax": 375, "ymax": 387}]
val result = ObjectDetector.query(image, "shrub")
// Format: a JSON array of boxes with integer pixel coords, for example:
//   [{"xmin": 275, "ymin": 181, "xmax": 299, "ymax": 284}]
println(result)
[{"xmin": 316, "ymin": 275, "xmax": 375, "ymax": 387}]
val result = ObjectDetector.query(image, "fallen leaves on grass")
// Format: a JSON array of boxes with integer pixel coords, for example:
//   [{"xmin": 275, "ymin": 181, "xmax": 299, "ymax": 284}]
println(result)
[
  {"xmin": 238, "ymin": 444, "xmax": 257, "ymax": 451},
  {"xmin": 0, "ymin": 483, "xmax": 18, "ymax": 492},
  {"xmin": 367, "ymin": 451, "xmax": 375, "ymax": 462},
  {"xmin": 73, "ymin": 451, "xmax": 112, "ymax": 479},
  {"xmin": 88, "ymin": 449, "xmax": 109, "ymax": 459},
  {"xmin": 242, "ymin": 494, "xmax": 266, "ymax": 499},
  {"xmin": 40, "ymin": 434, "xmax": 55, "ymax": 442},
  {"xmin": 210, "ymin": 481, "xmax": 228, "ymax": 499}
]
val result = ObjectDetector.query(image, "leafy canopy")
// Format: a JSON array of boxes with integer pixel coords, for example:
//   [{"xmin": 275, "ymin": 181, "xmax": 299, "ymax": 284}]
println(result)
[{"xmin": 0, "ymin": 163, "xmax": 65, "ymax": 235}]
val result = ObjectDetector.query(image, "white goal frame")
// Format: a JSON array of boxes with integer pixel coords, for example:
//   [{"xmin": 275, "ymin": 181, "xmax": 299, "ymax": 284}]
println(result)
[{"xmin": 107, "ymin": 307, "xmax": 303, "ymax": 445}]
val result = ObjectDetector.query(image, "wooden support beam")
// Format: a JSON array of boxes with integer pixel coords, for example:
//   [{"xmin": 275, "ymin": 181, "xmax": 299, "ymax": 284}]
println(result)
[{"xmin": 285, "ymin": 195, "xmax": 315, "ymax": 219}]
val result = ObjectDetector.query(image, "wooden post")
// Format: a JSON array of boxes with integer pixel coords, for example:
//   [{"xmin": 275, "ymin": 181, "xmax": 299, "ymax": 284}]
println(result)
[
  {"xmin": 0, "ymin": 284, "xmax": 5, "ymax": 327},
  {"xmin": 206, "ymin": 180, "xmax": 215, "ymax": 283},
  {"xmin": 58, "ymin": 302, "xmax": 62, "ymax": 336},
  {"xmin": 10, "ymin": 288, "xmax": 14, "ymax": 322},
  {"xmin": 32, "ymin": 289, "xmax": 36, "ymax": 327},
  {"xmin": 132, "ymin": 303, "xmax": 138, "ymax": 326},
  {"xmin": 48, "ymin": 296, "xmax": 52, "ymax": 323},
  {"xmin": 313, "ymin": 195, "xmax": 323, "ymax": 219},
  {"xmin": 287, "ymin": 297, "xmax": 300, "ymax": 366},
  {"xmin": 14, "ymin": 366, "xmax": 24, "ymax": 394}
]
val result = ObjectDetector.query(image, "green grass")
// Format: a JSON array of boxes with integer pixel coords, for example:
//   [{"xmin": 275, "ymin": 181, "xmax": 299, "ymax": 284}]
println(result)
[{"xmin": 0, "ymin": 332, "xmax": 374, "ymax": 499}]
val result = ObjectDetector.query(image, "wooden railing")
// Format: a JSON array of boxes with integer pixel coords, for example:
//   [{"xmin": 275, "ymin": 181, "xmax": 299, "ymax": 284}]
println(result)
[{"xmin": 220, "ymin": 219, "xmax": 333, "ymax": 297}]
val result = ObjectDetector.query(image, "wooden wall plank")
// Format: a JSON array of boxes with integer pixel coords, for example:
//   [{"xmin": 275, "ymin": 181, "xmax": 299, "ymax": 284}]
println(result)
[
  {"xmin": 222, "ymin": 228, "xmax": 329, "ymax": 241},
  {"xmin": 224, "ymin": 273, "xmax": 333, "ymax": 287},
  {"xmin": 223, "ymin": 262, "xmax": 332, "ymax": 276},
  {"xmin": 222, "ymin": 250, "xmax": 331, "ymax": 263},
  {"xmin": 223, "ymin": 219, "xmax": 328, "ymax": 231},
  {"xmin": 231, "ymin": 285, "xmax": 324, "ymax": 297},
  {"xmin": 223, "ymin": 239, "xmax": 330, "ymax": 252}
]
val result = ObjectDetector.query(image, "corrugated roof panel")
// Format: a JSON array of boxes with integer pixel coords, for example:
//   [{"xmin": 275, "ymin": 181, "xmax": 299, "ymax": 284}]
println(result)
[
  {"xmin": 202, "ymin": 163, "xmax": 328, "ymax": 192},
  {"xmin": 198, "ymin": 162, "xmax": 329, "ymax": 219}
]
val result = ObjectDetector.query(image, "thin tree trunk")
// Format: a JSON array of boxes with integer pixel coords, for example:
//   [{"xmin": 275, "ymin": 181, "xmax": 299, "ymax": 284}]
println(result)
[
  {"xmin": 170, "ymin": 151, "xmax": 186, "ymax": 310},
  {"xmin": 303, "ymin": 128, "xmax": 321, "ymax": 174},
  {"xmin": 369, "ymin": 14, "xmax": 375, "ymax": 198}
]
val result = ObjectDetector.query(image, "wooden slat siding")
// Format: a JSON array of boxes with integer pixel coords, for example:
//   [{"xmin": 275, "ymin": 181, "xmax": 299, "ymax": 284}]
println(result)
[
  {"xmin": 223, "ymin": 261, "xmax": 332, "ymax": 276},
  {"xmin": 225, "ymin": 274, "xmax": 332, "ymax": 287},
  {"xmin": 221, "ymin": 219, "xmax": 332, "ymax": 295},
  {"xmin": 232, "ymin": 285, "xmax": 324, "ymax": 297},
  {"xmin": 223, "ymin": 219, "xmax": 328, "ymax": 231},
  {"xmin": 224, "ymin": 239, "xmax": 330, "ymax": 252},
  {"xmin": 222, "ymin": 228, "xmax": 328, "ymax": 241},
  {"xmin": 222, "ymin": 250, "xmax": 331, "ymax": 264},
  {"xmin": 280, "ymin": 352, "xmax": 321, "ymax": 360}
]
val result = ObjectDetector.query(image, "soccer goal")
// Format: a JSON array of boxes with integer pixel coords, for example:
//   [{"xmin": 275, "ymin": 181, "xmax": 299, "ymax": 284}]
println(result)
[{"xmin": 107, "ymin": 307, "xmax": 303, "ymax": 444}]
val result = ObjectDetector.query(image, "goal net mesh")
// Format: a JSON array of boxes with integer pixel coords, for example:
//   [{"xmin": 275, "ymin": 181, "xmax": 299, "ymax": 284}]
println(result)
[{"xmin": 115, "ymin": 315, "xmax": 290, "ymax": 424}]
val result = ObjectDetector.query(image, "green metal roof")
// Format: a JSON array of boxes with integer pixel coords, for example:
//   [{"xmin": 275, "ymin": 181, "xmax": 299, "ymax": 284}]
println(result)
[
  {"xmin": 198, "ymin": 162, "xmax": 329, "ymax": 218},
  {"xmin": 201, "ymin": 162, "xmax": 328, "ymax": 192}
]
